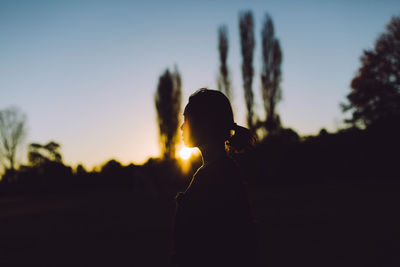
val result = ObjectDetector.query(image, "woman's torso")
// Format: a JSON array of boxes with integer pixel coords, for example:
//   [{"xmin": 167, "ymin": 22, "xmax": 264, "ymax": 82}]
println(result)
[{"xmin": 173, "ymin": 155, "xmax": 259, "ymax": 266}]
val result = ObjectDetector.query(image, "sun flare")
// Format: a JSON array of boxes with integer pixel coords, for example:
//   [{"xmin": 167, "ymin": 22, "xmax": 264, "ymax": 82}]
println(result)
[{"xmin": 179, "ymin": 146, "xmax": 193, "ymax": 160}]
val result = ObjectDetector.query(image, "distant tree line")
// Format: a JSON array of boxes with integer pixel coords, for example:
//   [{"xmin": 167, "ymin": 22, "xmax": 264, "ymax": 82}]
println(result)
[{"xmin": 0, "ymin": 138, "xmax": 197, "ymax": 198}]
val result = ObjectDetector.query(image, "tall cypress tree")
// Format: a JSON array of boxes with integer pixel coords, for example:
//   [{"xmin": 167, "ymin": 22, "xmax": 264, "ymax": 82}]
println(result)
[
  {"xmin": 239, "ymin": 11, "xmax": 256, "ymax": 132},
  {"xmin": 260, "ymin": 14, "xmax": 282, "ymax": 134},
  {"xmin": 217, "ymin": 25, "xmax": 232, "ymax": 101},
  {"xmin": 155, "ymin": 67, "xmax": 182, "ymax": 159}
]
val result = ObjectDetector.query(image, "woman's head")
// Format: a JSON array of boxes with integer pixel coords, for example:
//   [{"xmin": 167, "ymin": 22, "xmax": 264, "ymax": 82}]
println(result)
[{"xmin": 181, "ymin": 88, "xmax": 256, "ymax": 152}]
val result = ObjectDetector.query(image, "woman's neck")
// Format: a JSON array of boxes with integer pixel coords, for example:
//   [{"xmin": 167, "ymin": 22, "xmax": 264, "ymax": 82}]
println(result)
[{"xmin": 199, "ymin": 143, "xmax": 227, "ymax": 166}]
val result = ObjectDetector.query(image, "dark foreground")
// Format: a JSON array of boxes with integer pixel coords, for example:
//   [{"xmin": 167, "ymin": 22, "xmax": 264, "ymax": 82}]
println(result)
[{"xmin": 0, "ymin": 182, "xmax": 399, "ymax": 267}]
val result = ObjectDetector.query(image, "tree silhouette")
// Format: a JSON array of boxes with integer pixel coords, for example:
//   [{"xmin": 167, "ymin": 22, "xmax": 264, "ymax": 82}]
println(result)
[
  {"xmin": 25, "ymin": 141, "xmax": 72, "ymax": 185},
  {"xmin": 75, "ymin": 164, "xmax": 87, "ymax": 176},
  {"xmin": 260, "ymin": 14, "xmax": 283, "ymax": 134},
  {"xmin": 342, "ymin": 16, "xmax": 400, "ymax": 127},
  {"xmin": 239, "ymin": 11, "xmax": 256, "ymax": 132},
  {"xmin": 217, "ymin": 25, "xmax": 232, "ymax": 101},
  {"xmin": 101, "ymin": 159, "xmax": 122, "ymax": 177},
  {"xmin": 155, "ymin": 67, "xmax": 182, "ymax": 159},
  {"xmin": 28, "ymin": 141, "xmax": 63, "ymax": 167},
  {"xmin": 0, "ymin": 106, "xmax": 26, "ymax": 174}
]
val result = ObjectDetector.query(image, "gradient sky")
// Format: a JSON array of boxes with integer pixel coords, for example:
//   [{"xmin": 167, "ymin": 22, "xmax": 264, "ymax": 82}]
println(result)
[{"xmin": 1, "ymin": 0, "xmax": 399, "ymax": 169}]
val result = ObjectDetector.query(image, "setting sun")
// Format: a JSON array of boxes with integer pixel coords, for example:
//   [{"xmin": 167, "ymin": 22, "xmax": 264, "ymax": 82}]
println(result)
[{"xmin": 179, "ymin": 146, "xmax": 193, "ymax": 160}]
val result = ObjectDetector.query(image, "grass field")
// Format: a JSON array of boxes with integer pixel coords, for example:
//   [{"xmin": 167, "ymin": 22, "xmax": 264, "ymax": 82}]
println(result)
[{"xmin": 0, "ymin": 182, "xmax": 399, "ymax": 266}]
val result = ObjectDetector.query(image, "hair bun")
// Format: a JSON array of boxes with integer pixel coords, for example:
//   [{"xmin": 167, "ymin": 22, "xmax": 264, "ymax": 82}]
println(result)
[{"xmin": 227, "ymin": 123, "xmax": 257, "ymax": 154}]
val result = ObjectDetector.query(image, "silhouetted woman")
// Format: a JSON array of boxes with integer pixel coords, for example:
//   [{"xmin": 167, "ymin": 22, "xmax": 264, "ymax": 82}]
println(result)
[{"xmin": 173, "ymin": 89, "xmax": 260, "ymax": 267}]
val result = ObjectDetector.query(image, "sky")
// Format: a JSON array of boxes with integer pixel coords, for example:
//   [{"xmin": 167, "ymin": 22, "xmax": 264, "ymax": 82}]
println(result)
[{"xmin": 1, "ymin": 0, "xmax": 399, "ymax": 169}]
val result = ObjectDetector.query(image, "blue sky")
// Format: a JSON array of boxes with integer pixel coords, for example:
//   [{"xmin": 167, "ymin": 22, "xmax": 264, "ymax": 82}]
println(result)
[{"xmin": 1, "ymin": 0, "xmax": 399, "ymax": 168}]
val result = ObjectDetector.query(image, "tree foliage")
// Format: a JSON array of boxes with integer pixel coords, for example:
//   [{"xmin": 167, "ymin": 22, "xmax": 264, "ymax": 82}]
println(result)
[
  {"xmin": 155, "ymin": 67, "xmax": 182, "ymax": 159},
  {"xmin": 217, "ymin": 25, "xmax": 232, "ymax": 100},
  {"xmin": 260, "ymin": 14, "xmax": 283, "ymax": 134},
  {"xmin": 239, "ymin": 11, "xmax": 256, "ymax": 132},
  {"xmin": 28, "ymin": 141, "xmax": 63, "ymax": 167},
  {"xmin": 101, "ymin": 159, "xmax": 122, "ymax": 176},
  {"xmin": 0, "ymin": 106, "xmax": 26, "ymax": 171},
  {"xmin": 342, "ymin": 16, "xmax": 400, "ymax": 127}
]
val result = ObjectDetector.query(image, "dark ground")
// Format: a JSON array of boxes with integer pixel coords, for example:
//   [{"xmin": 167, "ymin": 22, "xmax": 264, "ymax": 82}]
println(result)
[{"xmin": 0, "ymin": 181, "xmax": 399, "ymax": 267}]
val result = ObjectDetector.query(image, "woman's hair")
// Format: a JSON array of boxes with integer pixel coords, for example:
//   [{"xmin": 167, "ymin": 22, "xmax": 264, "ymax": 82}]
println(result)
[{"xmin": 184, "ymin": 88, "xmax": 256, "ymax": 153}]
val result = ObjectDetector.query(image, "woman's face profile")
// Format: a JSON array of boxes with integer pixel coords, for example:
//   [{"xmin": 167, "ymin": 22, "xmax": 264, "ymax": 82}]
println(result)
[{"xmin": 181, "ymin": 110, "xmax": 206, "ymax": 148}]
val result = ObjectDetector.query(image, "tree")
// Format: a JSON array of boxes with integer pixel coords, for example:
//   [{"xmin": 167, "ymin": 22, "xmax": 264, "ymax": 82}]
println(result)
[
  {"xmin": 26, "ymin": 141, "xmax": 71, "ymax": 184},
  {"xmin": 342, "ymin": 16, "xmax": 400, "ymax": 127},
  {"xmin": 28, "ymin": 141, "xmax": 63, "ymax": 167},
  {"xmin": 101, "ymin": 159, "xmax": 122, "ymax": 177},
  {"xmin": 155, "ymin": 67, "xmax": 182, "ymax": 159},
  {"xmin": 75, "ymin": 164, "xmax": 87, "ymax": 177},
  {"xmin": 260, "ymin": 14, "xmax": 283, "ymax": 134},
  {"xmin": 239, "ymin": 11, "xmax": 256, "ymax": 132},
  {"xmin": 217, "ymin": 25, "xmax": 232, "ymax": 100},
  {"xmin": 0, "ymin": 107, "xmax": 26, "ymax": 172}
]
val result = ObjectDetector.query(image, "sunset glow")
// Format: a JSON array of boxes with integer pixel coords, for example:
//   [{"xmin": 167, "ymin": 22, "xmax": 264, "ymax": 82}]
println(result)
[{"xmin": 179, "ymin": 146, "xmax": 193, "ymax": 160}]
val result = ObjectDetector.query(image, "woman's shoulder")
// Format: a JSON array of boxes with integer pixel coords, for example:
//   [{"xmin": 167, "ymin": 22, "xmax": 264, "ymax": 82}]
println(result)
[{"xmin": 200, "ymin": 156, "xmax": 243, "ymax": 183}]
